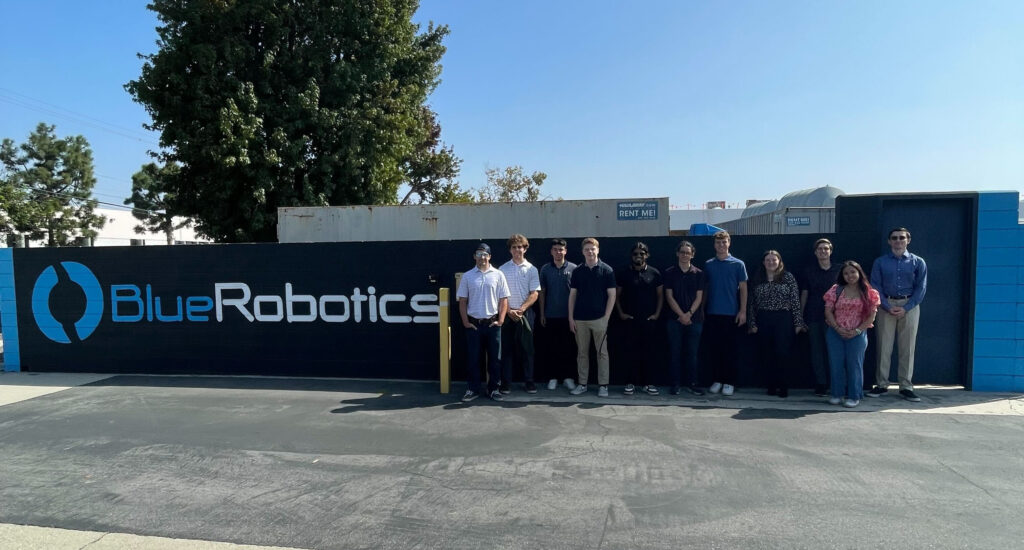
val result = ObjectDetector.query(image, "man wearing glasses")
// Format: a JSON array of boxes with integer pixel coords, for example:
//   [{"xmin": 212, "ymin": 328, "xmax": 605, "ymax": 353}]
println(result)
[
  {"xmin": 615, "ymin": 242, "xmax": 664, "ymax": 396},
  {"xmin": 869, "ymin": 227, "xmax": 928, "ymax": 402},
  {"xmin": 457, "ymin": 243, "xmax": 511, "ymax": 402}
]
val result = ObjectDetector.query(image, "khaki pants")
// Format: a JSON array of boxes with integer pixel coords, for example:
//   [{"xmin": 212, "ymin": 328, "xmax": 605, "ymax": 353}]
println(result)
[
  {"xmin": 875, "ymin": 298, "xmax": 920, "ymax": 390},
  {"xmin": 574, "ymin": 318, "xmax": 609, "ymax": 386}
]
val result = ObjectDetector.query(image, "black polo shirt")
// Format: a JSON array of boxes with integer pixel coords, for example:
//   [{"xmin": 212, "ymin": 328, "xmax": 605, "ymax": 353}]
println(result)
[
  {"xmin": 570, "ymin": 260, "xmax": 616, "ymax": 321},
  {"xmin": 663, "ymin": 264, "xmax": 705, "ymax": 323},
  {"xmin": 799, "ymin": 262, "xmax": 842, "ymax": 323},
  {"xmin": 616, "ymin": 265, "xmax": 662, "ymax": 319}
]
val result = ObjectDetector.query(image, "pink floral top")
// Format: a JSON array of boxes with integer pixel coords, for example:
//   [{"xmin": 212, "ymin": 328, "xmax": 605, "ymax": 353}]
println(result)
[{"xmin": 823, "ymin": 285, "xmax": 880, "ymax": 330}]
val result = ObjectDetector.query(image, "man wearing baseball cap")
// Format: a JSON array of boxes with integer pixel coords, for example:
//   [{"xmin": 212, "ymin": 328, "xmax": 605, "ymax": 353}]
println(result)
[{"xmin": 456, "ymin": 242, "xmax": 511, "ymax": 402}]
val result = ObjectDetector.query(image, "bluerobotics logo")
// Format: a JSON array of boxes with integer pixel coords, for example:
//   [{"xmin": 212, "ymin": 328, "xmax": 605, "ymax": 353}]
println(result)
[
  {"xmin": 31, "ymin": 261, "xmax": 104, "ymax": 343},
  {"xmin": 29, "ymin": 261, "xmax": 439, "ymax": 344}
]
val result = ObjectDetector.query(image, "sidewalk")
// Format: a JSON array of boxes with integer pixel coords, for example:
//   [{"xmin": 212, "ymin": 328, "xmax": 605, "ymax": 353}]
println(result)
[{"xmin": 2, "ymin": 371, "xmax": 1021, "ymax": 415}]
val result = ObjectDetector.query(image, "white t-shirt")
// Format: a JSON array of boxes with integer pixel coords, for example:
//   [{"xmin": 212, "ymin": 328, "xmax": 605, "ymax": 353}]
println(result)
[
  {"xmin": 499, "ymin": 259, "xmax": 541, "ymax": 310},
  {"xmin": 456, "ymin": 265, "xmax": 511, "ymax": 319}
]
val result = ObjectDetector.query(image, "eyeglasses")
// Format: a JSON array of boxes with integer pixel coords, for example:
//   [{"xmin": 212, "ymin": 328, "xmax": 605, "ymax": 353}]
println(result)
[
  {"xmin": 677, "ymin": 250, "xmax": 693, "ymax": 255},
  {"xmin": 474, "ymin": 252, "xmax": 490, "ymax": 258},
  {"xmin": 890, "ymin": 235, "xmax": 908, "ymax": 241},
  {"xmin": 632, "ymin": 252, "xmax": 647, "ymax": 257}
]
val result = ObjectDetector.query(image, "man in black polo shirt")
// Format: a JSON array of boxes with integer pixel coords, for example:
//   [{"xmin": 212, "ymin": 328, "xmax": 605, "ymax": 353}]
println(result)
[
  {"xmin": 615, "ymin": 241, "xmax": 663, "ymax": 395},
  {"xmin": 568, "ymin": 237, "xmax": 617, "ymax": 398},
  {"xmin": 799, "ymin": 238, "xmax": 842, "ymax": 397},
  {"xmin": 664, "ymin": 240, "xmax": 707, "ymax": 396}
]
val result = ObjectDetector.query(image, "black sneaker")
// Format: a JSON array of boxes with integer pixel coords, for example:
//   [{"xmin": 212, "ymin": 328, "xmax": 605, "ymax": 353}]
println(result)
[
  {"xmin": 866, "ymin": 386, "xmax": 888, "ymax": 398},
  {"xmin": 899, "ymin": 389, "xmax": 921, "ymax": 402},
  {"xmin": 524, "ymin": 381, "xmax": 538, "ymax": 394},
  {"xmin": 814, "ymin": 385, "xmax": 828, "ymax": 397},
  {"xmin": 685, "ymin": 385, "xmax": 706, "ymax": 396},
  {"xmin": 489, "ymin": 390, "xmax": 504, "ymax": 401},
  {"xmin": 461, "ymin": 390, "xmax": 479, "ymax": 402},
  {"xmin": 778, "ymin": 388, "xmax": 788, "ymax": 398},
  {"xmin": 669, "ymin": 385, "xmax": 681, "ymax": 396},
  {"xmin": 499, "ymin": 384, "xmax": 511, "ymax": 395}
]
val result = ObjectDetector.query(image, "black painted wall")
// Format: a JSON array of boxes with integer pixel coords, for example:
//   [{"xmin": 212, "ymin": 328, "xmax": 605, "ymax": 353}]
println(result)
[{"xmin": 11, "ymin": 192, "xmax": 975, "ymax": 388}]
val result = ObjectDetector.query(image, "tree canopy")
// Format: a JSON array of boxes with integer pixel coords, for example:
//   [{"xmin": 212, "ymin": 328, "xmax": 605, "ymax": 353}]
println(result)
[
  {"xmin": 476, "ymin": 165, "xmax": 550, "ymax": 203},
  {"xmin": 125, "ymin": 162, "xmax": 190, "ymax": 245},
  {"xmin": 126, "ymin": 0, "xmax": 453, "ymax": 242},
  {"xmin": 0, "ymin": 123, "xmax": 105, "ymax": 247}
]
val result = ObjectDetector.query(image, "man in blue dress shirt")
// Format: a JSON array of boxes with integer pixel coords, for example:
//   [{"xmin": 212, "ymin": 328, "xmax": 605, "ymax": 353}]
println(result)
[{"xmin": 869, "ymin": 227, "xmax": 928, "ymax": 402}]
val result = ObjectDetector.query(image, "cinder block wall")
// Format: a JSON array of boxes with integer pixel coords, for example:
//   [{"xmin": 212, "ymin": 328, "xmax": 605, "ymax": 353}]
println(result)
[{"xmin": 973, "ymin": 191, "xmax": 1024, "ymax": 391}]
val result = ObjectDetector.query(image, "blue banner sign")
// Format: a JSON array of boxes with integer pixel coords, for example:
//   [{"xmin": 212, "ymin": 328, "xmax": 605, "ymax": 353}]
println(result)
[
  {"xmin": 786, "ymin": 216, "xmax": 811, "ymax": 226},
  {"xmin": 617, "ymin": 201, "xmax": 659, "ymax": 220}
]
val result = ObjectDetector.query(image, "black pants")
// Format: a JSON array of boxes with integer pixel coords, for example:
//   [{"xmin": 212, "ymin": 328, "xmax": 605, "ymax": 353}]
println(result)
[
  {"xmin": 500, "ymin": 309, "xmax": 535, "ymax": 384},
  {"xmin": 755, "ymin": 310, "xmax": 795, "ymax": 391},
  {"xmin": 622, "ymin": 317, "xmax": 657, "ymax": 386},
  {"xmin": 705, "ymin": 314, "xmax": 741, "ymax": 385},
  {"xmin": 539, "ymin": 317, "xmax": 576, "ymax": 381}
]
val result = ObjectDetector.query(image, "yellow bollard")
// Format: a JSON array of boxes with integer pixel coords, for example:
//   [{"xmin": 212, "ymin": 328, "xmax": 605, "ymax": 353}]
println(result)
[{"xmin": 439, "ymin": 287, "xmax": 451, "ymax": 394}]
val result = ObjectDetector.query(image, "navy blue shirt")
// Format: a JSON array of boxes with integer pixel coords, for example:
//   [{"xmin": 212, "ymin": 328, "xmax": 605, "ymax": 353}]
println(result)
[
  {"xmin": 570, "ymin": 260, "xmax": 616, "ymax": 321},
  {"xmin": 539, "ymin": 260, "xmax": 577, "ymax": 318},
  {"xmin": 704, "ymin": 255, "xmax": 748, "ymax": 316},
  {"xmin": 663, "ymin": 264, "xmax": 706, "ymax": 323},
  {"xmin": 799, "ymin": 263, "xmax": 842, "ymax": 324}
]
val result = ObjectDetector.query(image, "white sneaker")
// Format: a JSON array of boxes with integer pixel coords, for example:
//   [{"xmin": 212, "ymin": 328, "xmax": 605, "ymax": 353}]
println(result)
[
  {"xmin": 708, "ymin": 382, "xmax": 723, "ymax": 394},
  {"xmin": 564, "ymin": 378, "xmax": 577, "ymax": 391},
  {"xmin": 547, "ymin": 379, "xmax": 558, "ymax": 390},
  {"xmin": 722, "ymin": 384, "xmax": 735, "ymax": 396},
  {"xmin": 828, "ymin": 396, "xmax": 842, "ymax": 405},
  {"xmin": 570, "ymin": 384, "xmax": 587, "ymax": 395},
  {"xmin": 598, "ymin": 386, "xmax": 609, "ymax": 397},
  {"xmin": 843, "ymin": 399, "xmax": 860, "ymax": 408}
]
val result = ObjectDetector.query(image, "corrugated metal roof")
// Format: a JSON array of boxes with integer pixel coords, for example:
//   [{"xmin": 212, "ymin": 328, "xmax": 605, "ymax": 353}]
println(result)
[{"xmin": 740, "ymin": 186, "xmax": 844, "ymax": 218}]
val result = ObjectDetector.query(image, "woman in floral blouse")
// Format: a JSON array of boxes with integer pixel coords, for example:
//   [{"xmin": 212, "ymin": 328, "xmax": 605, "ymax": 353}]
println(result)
[
  {"xmin": 748, "ymin": 250, "xmax": 806, "ymax": 398},
  {"xmin": 823, "ymin": 260, "xmax": 881, "ymax": 408}
]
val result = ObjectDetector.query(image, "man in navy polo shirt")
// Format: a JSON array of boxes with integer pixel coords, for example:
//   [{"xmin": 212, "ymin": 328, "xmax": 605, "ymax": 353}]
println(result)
[
  {"xmin": 869, "ymin": 227, "xmax": 928, "ymax": 402},
  {"xmin": 615, "ymin": 241, "xmax": 663, "ymax": 396},
  {"xmin": 703, "ymin": 230, "xmax": 748, "ymax": 396},
  {"xmin": 568, "ymin": 237, "xmax": 616, "ymax": 398},
  {"xmin": 539, "ymin": 238, "xmax": 578, "ymax": 391},
  {"xmin": 456, "ymin": 242, "xmax": 510, "ymax": 402}
]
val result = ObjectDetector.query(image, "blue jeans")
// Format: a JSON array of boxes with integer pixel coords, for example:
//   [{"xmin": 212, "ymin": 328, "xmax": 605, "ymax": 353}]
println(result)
[
  {"xmin": 466, "ymin": 323, "xmax": 502, "ymax": 394},
  {"xmin": 826, "ymin": 327, "xmax": 867, "ymax": 400},
  {"xmin": 667, "ymin": 320, "xmax": 703, "ymax": 388}
]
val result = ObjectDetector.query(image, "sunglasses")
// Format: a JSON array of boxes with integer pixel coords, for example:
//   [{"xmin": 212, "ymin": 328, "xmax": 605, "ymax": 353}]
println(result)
[{"xmin": 474, "ymin": 251, "xmax": 490, "ymax": 258}]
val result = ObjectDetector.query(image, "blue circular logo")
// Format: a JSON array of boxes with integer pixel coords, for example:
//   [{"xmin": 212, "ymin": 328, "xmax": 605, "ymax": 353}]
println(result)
[{"xmin": 31, "ymin": 262, "xmax": 104, "ymax": 343}]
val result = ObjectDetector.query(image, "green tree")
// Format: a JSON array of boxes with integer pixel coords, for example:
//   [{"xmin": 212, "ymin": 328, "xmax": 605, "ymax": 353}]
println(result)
[
  {"xmin": 399, "ymin": 107, "xmax": 463, "ymax": 204},
  {"xmin": 476, "ymin": 165, "xmax": 550, "ymax": 203},
  {"xmin": 125, "ymin": 162, "xmax": 190, "ymax": 245},
  {"xmin": 0, "ymin": 123, "xmax": 105, "ymax": 247},
  {"xmin": 126, "ymin": 0, "xmax": 452, "ymax": 242}
]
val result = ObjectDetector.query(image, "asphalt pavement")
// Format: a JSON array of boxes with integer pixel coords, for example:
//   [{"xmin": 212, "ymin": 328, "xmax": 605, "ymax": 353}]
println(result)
[{"xmin": 1, "ymin": 372, "xmax": 1023, "ymax": 549}]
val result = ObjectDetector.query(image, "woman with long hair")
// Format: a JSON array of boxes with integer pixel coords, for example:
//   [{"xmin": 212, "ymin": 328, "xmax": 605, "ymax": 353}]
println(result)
[
  {"xmin": 823, "ymin": 260, "xmax": 881, "ymax": 408},
  {"xmin": 748, "ymin": 250, "xmax": 806, "ymax": 398}
]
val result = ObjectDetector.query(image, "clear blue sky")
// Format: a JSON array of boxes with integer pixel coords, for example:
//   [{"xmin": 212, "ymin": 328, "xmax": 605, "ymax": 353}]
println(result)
[{"xmin": 2, "ymin": 0, "xmax": 1021, "ymax": 210}]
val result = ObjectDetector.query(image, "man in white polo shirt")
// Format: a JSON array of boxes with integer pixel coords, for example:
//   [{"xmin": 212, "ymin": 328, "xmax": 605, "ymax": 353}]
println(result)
[
  {"xmin": 457, "ymin": 242, "xmax": 511, "ymax": 402},
  {"xmin": 498, "ymin": 234, "xmax": 542, "ymax": 395}
]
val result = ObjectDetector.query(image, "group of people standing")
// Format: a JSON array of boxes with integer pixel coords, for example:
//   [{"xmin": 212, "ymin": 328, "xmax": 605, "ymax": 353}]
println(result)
[{"xmin": 456, "ymin": 229, "xmax": 927, "ymax": 409}]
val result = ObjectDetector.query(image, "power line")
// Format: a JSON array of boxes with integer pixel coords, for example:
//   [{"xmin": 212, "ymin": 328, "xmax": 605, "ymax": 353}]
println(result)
[
  {"xmin": 13, "ymin": 182, "xmax": 160, "ymax": 217},
  {"xmin": 0, "ymin": 92, "xmax": 160, "ymax": 147}
]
